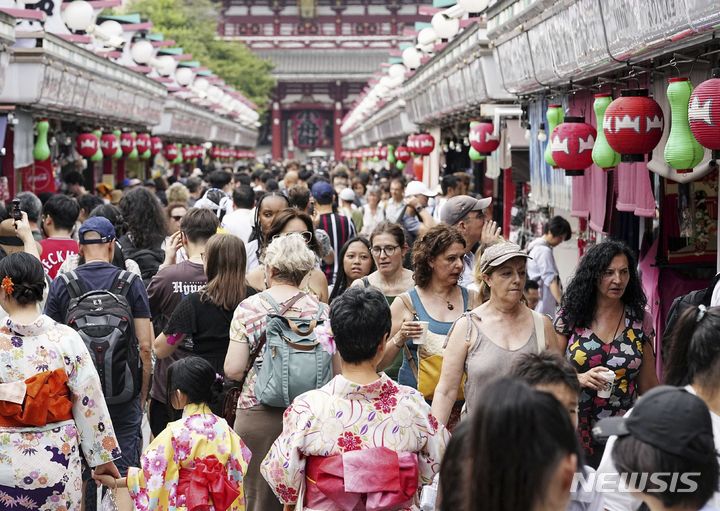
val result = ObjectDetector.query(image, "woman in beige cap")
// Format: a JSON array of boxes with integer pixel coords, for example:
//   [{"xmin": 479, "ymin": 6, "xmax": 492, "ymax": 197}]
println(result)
[{"xmin": 431, "ymin": 241, "xmax": 564, "ymax": 425}]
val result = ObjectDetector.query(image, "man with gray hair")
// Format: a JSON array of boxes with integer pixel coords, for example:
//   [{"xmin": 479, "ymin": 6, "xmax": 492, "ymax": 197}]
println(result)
[{"xmin": 15, "ymin": 191, "xmax": 43, "ymax": 241}]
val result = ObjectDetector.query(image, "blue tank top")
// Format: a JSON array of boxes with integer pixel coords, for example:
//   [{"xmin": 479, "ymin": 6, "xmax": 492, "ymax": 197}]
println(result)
[{"xmin": 397, "ymin": 286, "xmax": 470, "ymax": 390}]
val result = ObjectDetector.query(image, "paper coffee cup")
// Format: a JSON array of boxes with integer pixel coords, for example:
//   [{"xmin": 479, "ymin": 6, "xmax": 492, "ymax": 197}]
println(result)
[
  {"xmin": 413, "ymin": 321, "xmax": 430, "ymax": 345},
  {"xmin": 597, "ymin": 369, "xmax": 615, "ymax": 399}
]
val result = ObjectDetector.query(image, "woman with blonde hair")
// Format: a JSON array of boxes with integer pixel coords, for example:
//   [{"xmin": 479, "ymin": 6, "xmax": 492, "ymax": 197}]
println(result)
[{"xmin": 224, "ymin": 233, "xmax": 331, "ymax": 511}]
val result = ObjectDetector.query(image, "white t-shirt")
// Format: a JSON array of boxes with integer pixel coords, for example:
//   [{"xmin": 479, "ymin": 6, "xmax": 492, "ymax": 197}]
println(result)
[
  {"xmin": 597, "ymin": 385, "xmax": 720, "ymax": 511},
  {"xmin": 710, "ymin": 275, "xmax": 720, "ymax": 306},
  {"xmin": 222, "ymin": 208, "xmax": 253, "ymax": 244}
]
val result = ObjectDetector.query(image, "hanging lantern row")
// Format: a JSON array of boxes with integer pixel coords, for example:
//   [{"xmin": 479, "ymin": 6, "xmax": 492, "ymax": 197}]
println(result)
[
  {"xmin": 469, "ymin": 121, "xmax": 500, "ymax": 155},
  {"xmin": 407, "ymin": 133, "xmax": 435, "ymax": 156},
  {"xmin": 689, "ymin": 68, "xmax": 720, "ymax": 158}
]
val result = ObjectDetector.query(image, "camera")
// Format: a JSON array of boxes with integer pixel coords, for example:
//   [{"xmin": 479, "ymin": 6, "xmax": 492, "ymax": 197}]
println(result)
[{"xmin": 11, "ymin": 199, "xmax": 21, "ymax": 221}]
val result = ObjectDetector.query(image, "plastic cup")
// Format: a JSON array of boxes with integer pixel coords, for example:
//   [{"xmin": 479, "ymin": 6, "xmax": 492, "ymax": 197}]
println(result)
[
  {"xmin": 413, "ymin": 321, "xmax": 429, "ymax": 345},
  {"xmin": 597, "ymin": 369, "xmax": 616, "ymax": 399}
]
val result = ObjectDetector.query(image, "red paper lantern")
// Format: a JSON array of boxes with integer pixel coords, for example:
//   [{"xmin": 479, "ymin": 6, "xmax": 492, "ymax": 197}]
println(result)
[
  {"xmin": 136, "ymin": 133, "xmax": 151, "ymax": 154},
  {"xmin": 411, "ymin": 133, "xmax": 435, "ymax": 156},
  {"xmin": 469, "ymin": 121, "xmax": 500, "ymax": 154},
  {"xmin": 551, "ymin": 117, "xmax": 597, "ymax": 177},
  {"xmin": 406, "ymin": 135, "xmax": 418, "ymax": 153},
  {"xmin": 76, "ymin": 132, "xmax": 99, "ymax": 158},
  {"xmin": 689, "ymin": 68, "xmax": 720, "ymax": 155},
  {"xmin": 182, "ymin": 145, "xmax": 194, "ymax": 161},
  {"xmin": 379, "ymin": 146, "xmax": 389, "ymax": 159},
  {"xmin": 150, "ymin": 137, "xmax": 163, "ymax": 156},
  {"xmin": 120, "ymin": 132, "xmax": 135, "ymax": 155},
  {"xmin": 164, "ymin": 144, "xmax": 179, "ymax": 161},
  {"xmin": 395, "ymin": 146, "xmax": 411, "ymax": 162},
  {"xmin": 100, "ymin": 133, "xmax": 118, "ymax": 158},
  {"xmin": 603, "ymin": 89, "xmax": 664, "ymax": 162}
]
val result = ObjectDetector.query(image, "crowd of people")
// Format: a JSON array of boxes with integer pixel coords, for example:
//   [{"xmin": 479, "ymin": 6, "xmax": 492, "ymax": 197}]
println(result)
[{"xmin": 0, "ymin": 161, "xmax": 716, "ymax": 511}]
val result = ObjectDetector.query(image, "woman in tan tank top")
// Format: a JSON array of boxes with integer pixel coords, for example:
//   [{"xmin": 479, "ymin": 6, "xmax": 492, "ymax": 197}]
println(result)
[{"xmin": 431, "ymin": 242, "xmax": 564, "ymax": 426}]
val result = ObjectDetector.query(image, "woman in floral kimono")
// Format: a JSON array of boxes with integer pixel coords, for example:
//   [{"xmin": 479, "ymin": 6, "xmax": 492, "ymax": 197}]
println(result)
[
  {"xmin": 261, "ymin": 286, "xmax": 449, "ymax": 511},
  {"xmin": 94, "ymin": 356, "xmax": 251, "ymax": 511},
  {"xmin": 0, "ymin": 252, "xmax": 121, "ymax": 510}
]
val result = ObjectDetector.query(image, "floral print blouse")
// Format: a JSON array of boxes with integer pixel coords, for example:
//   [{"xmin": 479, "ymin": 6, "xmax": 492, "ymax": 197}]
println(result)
[
  {"xmin": 554, "ymin": 307, "xmax": 654, "ymax": 456},
  {"xmin": 127, "ymin": 403, "xmax": 251, "ymax": 511},
  {"xmin": 260, "ymin": 373, "xmax": 449, "ymax": 510}
]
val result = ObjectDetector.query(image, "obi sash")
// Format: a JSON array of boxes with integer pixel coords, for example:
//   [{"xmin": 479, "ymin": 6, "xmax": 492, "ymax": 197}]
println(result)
[
  {"xmin": 177, "ymin": 455, "xmax": 240, "ymax": 511},
  {"xmin": 0, "ymin": 368, "xmax": 73, "ymax": 427},
  {"xmin": 305, "ymin": 447, "xmax": 419, "ymax": 511}
]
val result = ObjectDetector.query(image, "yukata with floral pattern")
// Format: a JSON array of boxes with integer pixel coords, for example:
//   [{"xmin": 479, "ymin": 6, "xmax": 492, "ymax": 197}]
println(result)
[
  {"xmin": 0, "ymin": 315, "xmax": 121, "ymax": 511},
  {"xmin": 554, "ymin": 306, "xmax": 655, "ymax": 458},
  {"xmin": 261, "ymin": 373, "xmax": 449, "ymax": 510},
  {"xmin": 127, "ymin": 403, "xmax": 251, "ymax": 511}
]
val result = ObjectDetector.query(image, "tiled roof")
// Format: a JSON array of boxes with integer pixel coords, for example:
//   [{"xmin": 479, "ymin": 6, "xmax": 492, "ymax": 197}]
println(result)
[{"xmin": 253, "ymin": 50, "xmax": 388, "ymax": 79}]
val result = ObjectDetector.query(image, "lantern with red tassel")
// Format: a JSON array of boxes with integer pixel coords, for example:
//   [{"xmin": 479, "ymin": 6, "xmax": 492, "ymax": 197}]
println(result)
[
  {"xmin": 100, "ymin": 133, "xmax": 118, "ymax": 158},
  {"xmin": 120, "ymin": 132, "xmax": 135, "ymax": 155},
  {"xmin": 412, "ymin": 133, "xmax": 435, "ymax": 156},
  {"xmin": 395, "ymin": 146, "xmax": 411, "ymax": 162},
  {"xmin": 150, "ymin": 137, "xmax": 163, "ymax": 156},
  {"xmin": 603, "ymin": 89, "xmax": 664, "ymax": 162},
  {"xmin": 689, "ymin": 68, "xmax": 720, "ymax": 158},
  {"xmin": 164, "ymin": 144, "xmax": 179, "ymax": 162},
  {"xmin": 551, "ymin": 117, "xmax": 597, "ymax": 177},
  {"xmin": 76, "ymin": 132, "xmax": 99, "ymax": 158},
  {"xmin": 469, "ymin": 121, "xmax": 500, "ymax": 154}
]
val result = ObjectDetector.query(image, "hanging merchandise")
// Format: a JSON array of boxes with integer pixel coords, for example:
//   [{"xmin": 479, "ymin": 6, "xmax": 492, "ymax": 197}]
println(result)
[
  {"xmin": 182, "ymin": 145, "xmax": 194, "ymax": 161},
  {"xmin": 136, "ymin": 133, "xmax": 152, "ymax": 160},
  {"xmin": 544, "ymin": 104, "xmax": 564, "ymax": 167},
  {"xmin": 378, "ymin": 146, "xmax": 388, "ymax": 160},
  {"xmin": 150, "ymin": 137, "xmax": 163, "ymax": 156},
  {"xmin": 604, "ymin": 89, "xmax": 664, "ymax": 162},
  {"xmin": 112, "ymin": 130, "xmax": 123, "ymax": 160},
  {"xmin": 592, "ymin": 94, "xmax": 621, "ymax": 170},
  {"xmin": 387, "ymin": 144, "xmax": 396, "ymax": 164},
  {"xmin": 100, "ymin": 132, "xmax": 119, "ymax": 158},
  {"xmin": 395, "ymin": 145, "xmax": 411, "ymax": 162},
  {"xmin": 120, "ymin": 132, "xmax": 135, "ymax": 156},
  {"xmin": 550, "ymin": 117, "xmax": 597, "ymax": 176},
  {"xmin": 164, "ymin": 143, "xmax": 179, "ymax": 162},
  {"xmin": 90, "ymin": 129, "xmax": 103, "ymax": 162},
  {"xmin": 469, "ymin": 121, "xmax": 500, "ymax": 154},
  {"xmin": 469, "ymin": 147, "xmax": 486, "ymax": 161},
  {"xmin": 664, "ymin": 78, "xmax": 705, "ymax": 173},
  {"xmin": 128, "ymin": 133, "xmax": 139, "ymax": 160},
  {"xmin": 174, "ymin": 143, "xmax": 184, "ymax": 164},
  {"xmin": 411, "ymin": 133, "xmax": 435, "ymax": 156},
  {"xmin": 396, "ymin": 161, "xmax": 405, "ymax": 171},
  {"xmin": 33, "ymin": 119, "xmax": 51, "ymax": 161},
  {"xmin": 689, "ymin": 68, "xmax": 720, "ymax": 158},
  {"xmin": 76, "ymin": 132, "xmax": 99, "ymax": 159}
]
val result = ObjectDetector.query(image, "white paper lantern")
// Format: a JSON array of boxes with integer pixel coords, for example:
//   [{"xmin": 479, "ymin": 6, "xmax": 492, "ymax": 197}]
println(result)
[
  {"xmin": 207, "ymin": 86, "xmax": 223, "ymax": 104},
  {"xmin": 402, "ymin": 47, "xmax": 422, "ymax": 69},
  {"xmin": 131, "ymin": 40, "xmax": 154, "ymax": 64},
  {"xmin": 458, "ymin": 0, "xmax": 489, "ymax": 13},
  {"xmin": 98, "ymin": 20, "xmax": 123, "ymax": 38},
  {"xmin": 388, "ymin": 64, "xmax": 406, "ymax": 80},
  {"xmin": 155, "ymin": 55, "xmax": 177, "ymax": 76},
  {"xmin": 62, "ymin": 0, "xmax": 95, "ymax": 31},
  {"xmin": 417, "ymin": 27, "xmax": 438, "ymax": 46},
  {"xmin": 431, "ymin": 13, "xmax": 460, "ymax": 39},
  {"xmin": 175, "ymin": 67, "xmax": 195, "ymax": 86},
  {"xmin": 193, "ymin": 77, "xmax": 210, "ymax": 92}
]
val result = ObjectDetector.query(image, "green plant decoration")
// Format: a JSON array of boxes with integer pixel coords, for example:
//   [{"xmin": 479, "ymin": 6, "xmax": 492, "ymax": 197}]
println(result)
[
  {"xmin": 387, "ymin": 145, "xmax": 396, "ymax": 164},
  {"xmin": 469, "ymin": 147, "xmax": 486, "ymax": 161},
  {"xmin": 129, "ymin": 132, "xmax": 139, "ymax": 160},
  {"xmin": 544, "ymin": 104, "xmax": 564, "ymax": 167},
  {"xmin": 91, "ymin": 129, "xmax": 103, "ymax": 162},
  {"xmin": 33, "ymin": 119, "xmax": 51, "ymax": 161},
  {"xmin": 112, "ymin": 130, "xmax": 123, "ymax": 160},
  {"xmin": 396, "ymin": 161, "xmax": 405, "ymax": 171},
  {"xmin": 664, "ymin": 78, "xmax": 705, "ymax": 173},
  {"xmin": 592, "ymin": 94, "xmax": 621, "ymax": 170},
  {"xmin": 174, "ymin": 144, "xmax": 183, "ymax": 164}
]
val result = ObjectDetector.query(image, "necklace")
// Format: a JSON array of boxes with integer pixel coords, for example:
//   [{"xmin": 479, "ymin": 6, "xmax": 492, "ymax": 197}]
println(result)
[{"xmin": 430, "ymin": 289, "xmax": 455, "ymax": 310}]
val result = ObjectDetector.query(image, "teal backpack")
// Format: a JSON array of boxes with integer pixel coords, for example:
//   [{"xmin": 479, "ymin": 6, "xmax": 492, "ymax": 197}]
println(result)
[{"xmin": 254, "ymin": 292, "xmax": 332, "ymax": 407}]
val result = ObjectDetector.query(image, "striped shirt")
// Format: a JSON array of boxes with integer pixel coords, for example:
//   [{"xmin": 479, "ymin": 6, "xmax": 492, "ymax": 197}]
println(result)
[{"xmin": 317, "ymin": 212, "xmax": 356, "ymax": 286}]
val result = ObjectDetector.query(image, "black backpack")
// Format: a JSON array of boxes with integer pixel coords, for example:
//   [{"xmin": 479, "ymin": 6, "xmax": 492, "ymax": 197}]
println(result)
[
  {"xmin": 118, "ymin": 235, "xmax": 164, "ymax": 286},
  {"xmin": 61, "ymin": 270, "xmax": 141, "ymax": 405}
]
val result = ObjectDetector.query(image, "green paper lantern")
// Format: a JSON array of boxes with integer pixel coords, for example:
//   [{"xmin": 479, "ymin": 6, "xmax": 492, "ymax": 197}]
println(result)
[
  {"xmin": 112, "ymin": 130, "xmax": 123, "ymax": 160},
  {"xmin": 396, "ymin": 161, "xmax": 405, "ymax": 171},
  {"xmin": 592, "ymin": 94, "xmax": 621, "ymax": 170},
  {"xmin": 33, "ymin": 119, "xmax": 51, "ymax": 161},
  {"xmin": 174, "ymin": 144, "xmax": 183, "ymax": 164},
  {"xmin": 544, "ymin": 104, "xmax": 564, "ymax": 167},
  {"xmin": 141, "ymin": 149, "xmax": 151, "ymax": 160},
  {"xmin": 90, "ymin": 129, "xmax": 103, "ymax": 162},
  {"xmin": 469, "ymin": 147, "xmax": 486, "ymax": 161},
  {"xmin": 664, "ymin": 78, "xmax": 705, "ymax": 173},
  {"xmin": 387, "ymin": 144, "xmax": 396, "ymax": 164},
  {"xmin": 128, "ymin": 132, "xmax": 139, "ymax": 160}
]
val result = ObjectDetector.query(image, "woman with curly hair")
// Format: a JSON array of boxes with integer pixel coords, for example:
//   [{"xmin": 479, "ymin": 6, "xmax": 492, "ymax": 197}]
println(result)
[
  {"xmin": 379, "ymin": 225, "xmax": 480, "ymax": 402},
  {"xmin": 118, "ymin": 186, "xmax": 168, "ymax": 285},
  {"xmin": 554, "ymin": 239, "xmax": 658, "ymax": 467}
]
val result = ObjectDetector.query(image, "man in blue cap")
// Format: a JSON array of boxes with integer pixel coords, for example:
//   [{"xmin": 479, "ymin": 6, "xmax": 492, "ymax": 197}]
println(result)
[{"xmin": 45, "ymin": 216, "xmax": 152, "ymax": 511}]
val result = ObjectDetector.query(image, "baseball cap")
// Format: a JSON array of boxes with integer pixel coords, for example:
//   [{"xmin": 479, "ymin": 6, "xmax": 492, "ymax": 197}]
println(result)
[
  {"xmin": 78, "ymin": 217, "xmax": 116, "ymax": 245},
  {"xmin": 311, "ymin": 181, "xmax": 334, "ymax": 203},
  {"xmin": 478, "ymin": 241, "xmax": 530, "ymax": 274},
  {"xmin": 338, "ymin": 188, "xmax": 355, "ymax": 202},
  {"xmin": 593, "ymin": 386, "xmax": 715, "ymax": 463},
  {"xmin": 441, "ymin": 195, "xmax": 493, "ymax": 225},
  {"xmin": 404, "ymin": 180, "xmax": 438, "ymax": 198}
]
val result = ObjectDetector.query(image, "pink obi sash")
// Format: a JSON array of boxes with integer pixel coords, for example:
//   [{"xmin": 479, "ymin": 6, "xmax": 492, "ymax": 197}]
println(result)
[
  {"xmin": 305, "ymin": 447, "xmax": 419, "ymax": 511},
  {"xmin": 177, "ymin": 455, "xmax": 240, "ymax": 511}
]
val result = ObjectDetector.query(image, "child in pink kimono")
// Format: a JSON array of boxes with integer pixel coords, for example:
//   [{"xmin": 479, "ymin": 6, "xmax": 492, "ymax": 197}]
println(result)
[{"xmin": 261, "ymin": 287, "xmax": 449, "ymax": 510}]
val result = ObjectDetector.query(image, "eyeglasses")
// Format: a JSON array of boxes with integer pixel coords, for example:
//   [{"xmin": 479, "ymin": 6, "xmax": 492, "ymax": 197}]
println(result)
[
  {"xmin": 371, "ymin": 245, "xmax": 400, "ymax": 257},
  {"xmin": 272, "ymin": 231, "xmax": 313, "ymax": 244}
]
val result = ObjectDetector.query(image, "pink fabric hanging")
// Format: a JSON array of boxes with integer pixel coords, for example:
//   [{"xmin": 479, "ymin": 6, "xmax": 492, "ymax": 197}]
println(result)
[
  {"xmin": 571, "ymin": 171, "xmax": 590, "ymax": 218},
  {"xmin": 616, "ymin": 163, "xmax": 637, "ymax": 212},
  {"xmin": 588, "ymin": 166, "xmax": 609, "ymax": 233},
  {"xmin": 634, "ymin": 164, "xmax": 656, "ymax": 218}
]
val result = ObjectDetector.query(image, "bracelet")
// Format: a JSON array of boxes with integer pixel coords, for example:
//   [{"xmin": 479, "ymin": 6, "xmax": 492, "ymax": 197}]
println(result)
[{"xmin": 392, "ymin": 333, "xmax": 405, "ymax": 348}]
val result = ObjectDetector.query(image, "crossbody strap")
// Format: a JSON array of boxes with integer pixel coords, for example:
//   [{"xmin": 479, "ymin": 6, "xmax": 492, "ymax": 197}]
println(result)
[{"xmin": 398, "ymin": 292, "xmax": 420, "ymax": 379}]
